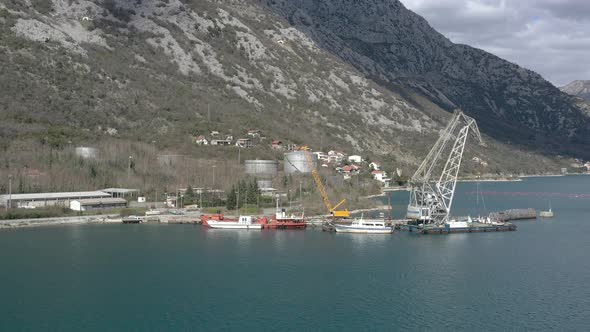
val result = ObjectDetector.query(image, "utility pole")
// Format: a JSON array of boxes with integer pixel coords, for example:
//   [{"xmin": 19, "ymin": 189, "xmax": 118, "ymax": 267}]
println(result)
[
  {"xmin": 236, "ymin": 186, "xmax": 240, "ymax": 216},
  {"xmin": 8, "ymin": 175, "xmax": 12, "ymax": 211},
  {"xmin": 212, "ymin": 165, "xmax": 216, "ymax": 189},
  {"xmin": 128, "ymin": 156, "xmax": 132, "ymax": 184},
  {"xmin": 299, "ymin": 180, "xmax": 302, "ymax": 208},
  {"xmin": 207, "ymin": 103, "xmax": 211, "ymax": 122}
]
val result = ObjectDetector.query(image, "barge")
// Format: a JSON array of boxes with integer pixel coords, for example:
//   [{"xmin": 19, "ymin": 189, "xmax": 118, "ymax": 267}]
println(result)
[{"xmin": 406, "ymin": 219, "xmax": 517, "ymax": 234}]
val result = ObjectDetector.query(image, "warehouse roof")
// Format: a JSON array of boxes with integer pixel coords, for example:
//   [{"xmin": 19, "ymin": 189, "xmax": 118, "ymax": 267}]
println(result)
[
  {"xmin": 72, "ymin": 198, "xmax": 127, "ymax": 205},
  {"xmin": 102, "ymin": 188, "xmax": 139, "ymax": 194},
  {"xmin": 0, "ymin": 191, "xmax": 111, "ymax": 202}
]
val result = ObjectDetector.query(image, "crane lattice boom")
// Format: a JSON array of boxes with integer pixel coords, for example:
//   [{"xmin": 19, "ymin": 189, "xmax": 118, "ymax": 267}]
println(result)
[
  {"xmin": 407, "ymin": 109, "xmax": 483, "ymax": 224},
  {"xmin": 303, "ymin": 150, "xmax": 349, "ymax": 218}
]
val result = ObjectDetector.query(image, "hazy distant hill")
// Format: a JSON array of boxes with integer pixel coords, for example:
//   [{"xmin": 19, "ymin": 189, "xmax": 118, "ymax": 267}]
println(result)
[{"xmin": 561, "ymin": 80, "xmax": 590, "ymax": 101}]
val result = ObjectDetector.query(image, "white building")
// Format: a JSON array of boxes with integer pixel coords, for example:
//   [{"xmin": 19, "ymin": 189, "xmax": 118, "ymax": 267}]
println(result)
[
  {"xmin": 70, "ymin": 198, "xmax": 127, "ymax": 211},
  {"xmin": 1, "ymin": 191, "xmax": 112, "ymax": 209},
  {"xmin": 348, "ymin": 155, "xmax": 363, "ymax": 163},
  {"xmin": 102, "ymin": 188, "xmax": 139, "ymax": 198},
  {"xmin": 195, "ymin": 135, "xmax": 209, "ymax": 145},
  {"xmin": 372, "ymin": 170, "xmax": 391, "ymax": 186},
  {"xmin": 314, "ymin": 151, "xmax": 328, "ymax": 160}
]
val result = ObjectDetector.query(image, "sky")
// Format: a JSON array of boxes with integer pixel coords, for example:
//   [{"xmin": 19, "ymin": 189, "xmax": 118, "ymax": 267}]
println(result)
[{"xmin": 399, "ymin": 0, "xmax": 590, "ymax": 86}]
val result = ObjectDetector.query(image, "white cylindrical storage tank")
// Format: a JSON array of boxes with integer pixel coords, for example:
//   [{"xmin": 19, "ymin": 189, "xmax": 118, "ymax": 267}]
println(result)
[
  {"xmin": 284, "ymin": 151, "xmax": 317, "ymax": 174},
  {"xmin": 244, "ymin": 160, "xmax": 279, "ymax": 177},
  {"xmin": 75, "ymin": 147, "xmax": 98, "ymax": 159},
  {"xmin": 257, "ymin": 179, "xmax": 273, "ymax": 189}
]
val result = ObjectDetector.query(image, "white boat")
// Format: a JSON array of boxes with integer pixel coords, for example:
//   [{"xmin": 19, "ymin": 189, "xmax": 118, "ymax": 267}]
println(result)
[
  {"xmin": 539, "ymin": 209, "xmax": 554, "ymax": 218},
  {"xmin": 334, "ymin": 216, "xmax": 393, "ymax": 234},
  {"xmin": 206, "ymin": 216, "xmax": 263, "ymax": 230},
  {"xmin": 539, "ymin": 201, "xmax": 554, "ymax": 218}
]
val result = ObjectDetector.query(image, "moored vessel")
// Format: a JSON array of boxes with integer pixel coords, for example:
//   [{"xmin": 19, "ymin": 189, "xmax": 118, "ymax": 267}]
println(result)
[
  {"xmin": 334, "ymin": 216, "xmax": 393, "ymax": 234},
  {"xmin": 539, "ymin": 209, "xmax": 554, "ymax": 218},
  {"xmin": 261, "ymin": 209, "xmax": 307, "ymax": 229},
  {"xmin": 205, "ymin": 216, "xmax": 262, "ymax": 230}
]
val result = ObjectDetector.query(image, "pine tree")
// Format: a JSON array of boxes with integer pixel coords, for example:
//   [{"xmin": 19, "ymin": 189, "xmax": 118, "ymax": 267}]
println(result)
[
  {"xmin": 247, "ymin": 179, "xmax": 258, "ymax": 205},
  {"xmin": 226, "ymin": 185, "xmax": 236, "ymax": 210},
  {"xmin": 185, "ymin": 185, "xmax": 195, "ymax": 205}
]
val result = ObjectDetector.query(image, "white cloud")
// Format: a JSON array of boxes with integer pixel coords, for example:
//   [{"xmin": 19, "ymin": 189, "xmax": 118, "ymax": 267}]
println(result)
[{"xmin": 400, "ymin": 0, "xmax": 590, "ymax": 86}]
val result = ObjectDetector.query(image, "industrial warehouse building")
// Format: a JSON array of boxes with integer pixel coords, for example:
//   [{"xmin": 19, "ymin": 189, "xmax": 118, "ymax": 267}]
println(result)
[
  {"xmin": 0, "ymin": 191, "xmax": 112, "ymax": 209},
  {"xmin": 70, "ymin": 198, "xmax": 128, "ymax": 211},
  {"xmin": 102, "ymin": 188, "xmax": 139, "ymax": 198}
]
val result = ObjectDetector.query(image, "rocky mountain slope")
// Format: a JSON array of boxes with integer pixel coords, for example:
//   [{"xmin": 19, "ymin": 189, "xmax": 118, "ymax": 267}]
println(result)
[
  {"xmin": 0, "ymin": 0, "xmax": 584, "ymax": 194},
  {"xmin": 264, "ymin": 0, "xmax": 590, "ymax": 156},
  {"xmin": 561, "ymin": 80, "xmax": 590, "ymax": 101}
]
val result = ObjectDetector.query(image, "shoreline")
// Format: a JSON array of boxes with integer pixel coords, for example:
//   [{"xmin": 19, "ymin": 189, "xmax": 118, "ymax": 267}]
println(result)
[
  {"xmin": 0, "ymin": 214, "xmax": 120, "ymax": 230},
  {"xmin": 457, "ymin": 178, "xmax": 523, "ymax": 182}
]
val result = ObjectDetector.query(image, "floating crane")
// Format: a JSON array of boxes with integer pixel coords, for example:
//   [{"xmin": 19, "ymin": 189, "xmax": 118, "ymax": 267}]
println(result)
[
  {"xmin": 407, "ymin": 109, "xmax": 484, "ymax": 224},
  {"xmin": 301, "ymin": 147, "xmax": 350, "ymax": 218}
]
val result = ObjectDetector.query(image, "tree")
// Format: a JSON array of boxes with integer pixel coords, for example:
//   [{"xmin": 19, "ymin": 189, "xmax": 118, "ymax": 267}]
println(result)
[
  {"xmin": 226, "ymin": 185, "xmax": 236, "ymax": 210},
  {"xmin": 184, "ymin": 186, "xmax": 195, "ymax": 205},
  {"xmin": 393, "ymin": 172, "xmax": 409, "ymax": 186},
  {"xmin": 247, "ymin": 179, "xmax": 258, "ymax": 205}
]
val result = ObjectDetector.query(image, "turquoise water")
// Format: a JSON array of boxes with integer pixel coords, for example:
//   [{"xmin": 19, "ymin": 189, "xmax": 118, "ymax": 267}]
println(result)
[{"xmin": 1, "ymin": 176, "xmax": 589, "ymax": 331}]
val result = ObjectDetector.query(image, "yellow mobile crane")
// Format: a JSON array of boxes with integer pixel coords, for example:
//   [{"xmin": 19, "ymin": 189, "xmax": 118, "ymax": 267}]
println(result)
[{"xmin": 302, "ymin": 148, "xmax": 350, "ymax": 218}]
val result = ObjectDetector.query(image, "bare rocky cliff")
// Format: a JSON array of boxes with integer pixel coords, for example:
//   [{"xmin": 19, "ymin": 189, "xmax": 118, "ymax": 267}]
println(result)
[
  {"xmin": 561, "ymin": 80, "xmax": 590, "ymax": 101},
  {"xmin": 263, "ymin": 0, "xmax": 590, "ymax": 156}
]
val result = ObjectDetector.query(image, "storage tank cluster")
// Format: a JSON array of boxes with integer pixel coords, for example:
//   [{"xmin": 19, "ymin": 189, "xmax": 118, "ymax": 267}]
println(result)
[
  {"xmin": 244, "ymin": 160, "xmax": 279, "ymax": 178},
  {"xmin": 256, "ymin": 179, "xmax": 273, "ymax": 189},
  {"xmin": 284, "ymin": 151, "xmax": 318, "ymax": 174}
]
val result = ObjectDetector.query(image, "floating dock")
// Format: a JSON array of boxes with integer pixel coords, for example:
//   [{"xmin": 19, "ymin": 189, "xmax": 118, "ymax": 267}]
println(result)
[
  {"xmin": 489, "ymin": 208, "xmax": 536, "ymax": 221},
  {"xmin": 404, "ymin": 222, "xmax": 517, "ymax": 234}
]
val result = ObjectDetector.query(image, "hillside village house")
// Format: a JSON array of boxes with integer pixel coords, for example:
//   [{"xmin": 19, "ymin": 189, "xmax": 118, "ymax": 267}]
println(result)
[
  {"xmin": 236, "ymin": 138, "xmax": 252, "ymax": 148},
  {"xmin": 314, "ymin": 151, "xmax": 328, "ymax": 161},
  {"xmin": 372, "ymin": 170, "xmax": 391, "ymax": 186},
  {"xmin": 247, "ymin": 129, "xmax": 261, "ymax": 138},
  {"xmin": 327, "ymin": 150, "xmax": 346, "ymax": 163},
  {"xmin": 210, "ymin": 130, "xmax": 220, "ymax": 137},
  {"xmin": 342, "ymin": 165, "xmax": 360, "ymax": 175},
  {"xmin": 271, "ymin": 140, "xmax": 283, "ymax": 150},
  {"xmin": 195, "ymin": 135, "xmax": 209, "ymax": 145},
  {"xmin": 211, "ymin": 139, "xmax": 232, "ymax": 146},
  {"xmin": 348, "ymin": 155, "xmax": 363, "ymax": 163}
]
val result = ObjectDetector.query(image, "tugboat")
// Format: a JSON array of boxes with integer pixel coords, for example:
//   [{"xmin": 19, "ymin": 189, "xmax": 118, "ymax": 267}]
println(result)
[
  {"xmin": 260, "ymin": 198, "xmax": 307, "ymax": 230},
  {"xmin": 261, "ymin": 209, "xmax": 307, "ymax": 229}
]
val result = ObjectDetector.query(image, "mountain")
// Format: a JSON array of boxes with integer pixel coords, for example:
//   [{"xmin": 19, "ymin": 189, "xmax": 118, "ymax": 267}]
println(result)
[
  {"xmin": 561, "ymin": 80, "xmax": 590, "ymax": 101},
  {"xmin": 263, "ymin": 0, "xmax": 590, "ymax": 156},
  {"xmin": 0, "ymin": 0, "xmax": 583, "ymax": 194}
]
